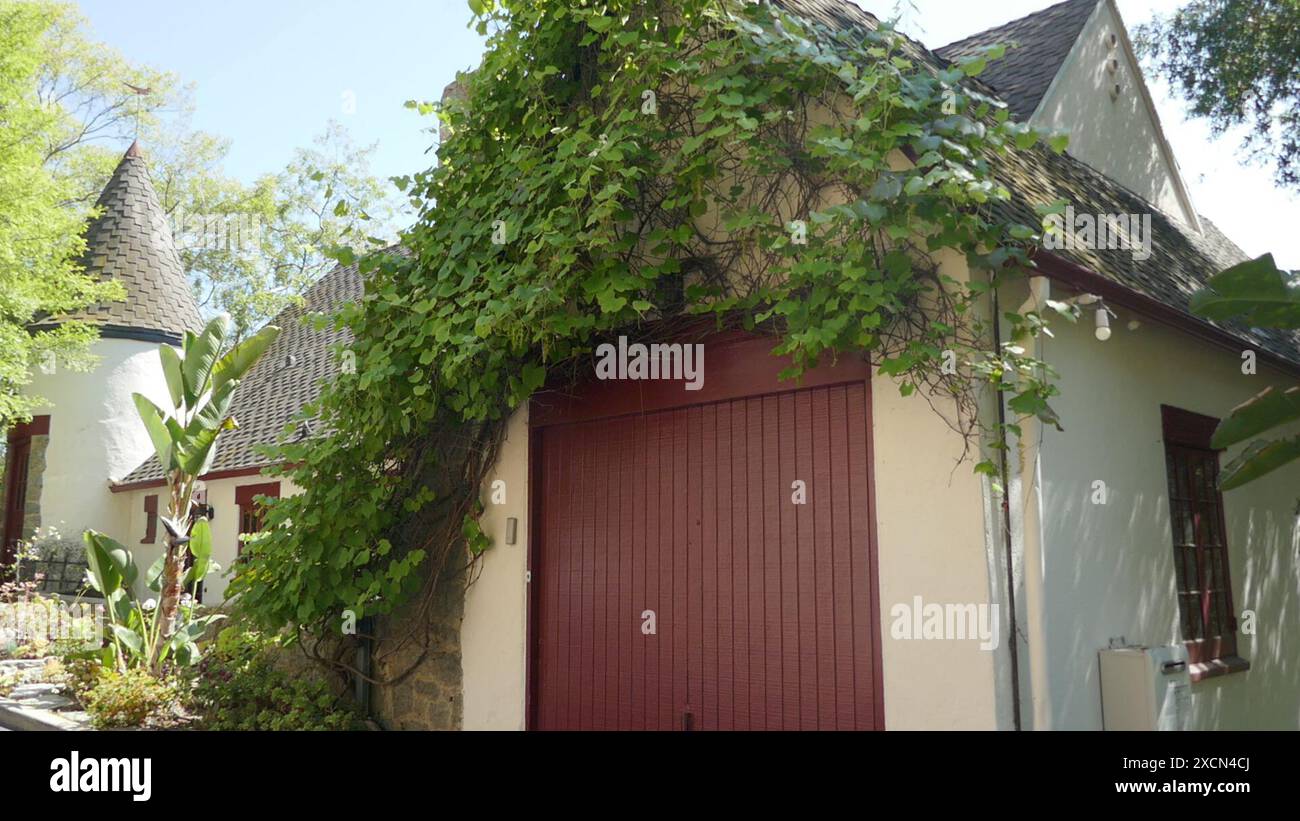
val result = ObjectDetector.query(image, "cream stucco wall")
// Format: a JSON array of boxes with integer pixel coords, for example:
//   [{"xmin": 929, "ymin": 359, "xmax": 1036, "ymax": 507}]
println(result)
[
  {"xmin": 1035, "ymin": 299, "xmax": 1300, "ymax": 730},
  {"xmin": 1031, "ymin": 0, "xmax": 1199, "ymax": 227},
  {"xmin": 462, "ymin": 407, "xmax": 531, "ymax": 730},
  {"xmin": 117, "ymin": 473, "xmax": 302, "ymax": 603},
  {"xmin": 24, "ymin": 336, "xmax": 174, "ymax": 542}
]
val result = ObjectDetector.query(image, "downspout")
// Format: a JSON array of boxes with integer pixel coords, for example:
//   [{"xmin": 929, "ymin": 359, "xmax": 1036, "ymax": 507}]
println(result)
[
  {"xmin": 355, "ymin": 616, "xmax": 374, "ymax": 719},
  {"xmin": 990, "ymin": 283, "xmax": 1022, "ymax": 732},
  {"xmin": 995, "ymin": 274, "xmax": 1052, "ymax": 730}
]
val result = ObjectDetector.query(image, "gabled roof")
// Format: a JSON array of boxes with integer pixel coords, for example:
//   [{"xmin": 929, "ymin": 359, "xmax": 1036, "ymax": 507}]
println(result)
[
  {"xmin": 775, "ymin": 1, "xmax": 1297, "ymax": 367},
  {"xmin": 114, "ymin": 256, "xmax": 368, "ymax": 488},
  {"xmin": 935, "ymin": 0, "xmax": 1098, "ymax": 121},
  {"xmin": 50, "ymin": 141, "xmax": 203, "ymax": 344}
]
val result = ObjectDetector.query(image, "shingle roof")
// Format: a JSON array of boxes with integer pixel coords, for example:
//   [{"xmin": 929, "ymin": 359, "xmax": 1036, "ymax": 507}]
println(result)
[
  {"xmin": 115, "ymin": 257, "xmax": 368, "ymax": 486},
  {"xmin": 774, "ymin": 0, "xmax": 1298, "ymax": 366},
  {"xmin": 50, "ymin": 141, "xmax": 203, "ymax": 342},
  {"xmin": 934, "ymin": 0, "xmax": 1099, "ymax": 121}
]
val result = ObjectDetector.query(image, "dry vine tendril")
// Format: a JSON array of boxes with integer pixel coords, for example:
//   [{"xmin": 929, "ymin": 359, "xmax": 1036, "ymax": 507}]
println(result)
[{"xmin": 231, "ymin": 0, "xmax": 1068, "ymax": 680}]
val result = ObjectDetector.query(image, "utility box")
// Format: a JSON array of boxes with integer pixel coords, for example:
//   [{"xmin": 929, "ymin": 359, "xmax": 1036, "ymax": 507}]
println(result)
[{"xmin": 1099, "ymin": 645, "xmax": 1191, "ymax": 730}]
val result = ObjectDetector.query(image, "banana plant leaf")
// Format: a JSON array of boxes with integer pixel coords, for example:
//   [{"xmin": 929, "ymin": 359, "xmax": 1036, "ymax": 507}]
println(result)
[
  {"xmin": 1211, "ymin": 385, "xmax": 1300, "ymax": 449},
  {"xmin": 1189, "ymin": 254, "xmax": 1300, "ymax": 328},
  {"xmin": 1219, "ymin": 436, "xmax": 1300, "ymax": 490}
]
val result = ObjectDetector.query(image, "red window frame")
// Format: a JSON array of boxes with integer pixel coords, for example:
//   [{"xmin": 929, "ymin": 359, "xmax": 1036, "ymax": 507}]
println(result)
[
  {"xmin": 235, "ymin": 481, "xmax": 280, "ymax": 557},
  {"xmin": 1160, "ymin": 405, "xmax": 1250, "ymax": 681}
]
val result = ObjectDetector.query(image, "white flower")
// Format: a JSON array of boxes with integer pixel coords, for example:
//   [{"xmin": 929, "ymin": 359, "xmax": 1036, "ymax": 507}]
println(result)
[{"xmin": 143, "ymin": 598, "xmax": 157, "ymax": 611}]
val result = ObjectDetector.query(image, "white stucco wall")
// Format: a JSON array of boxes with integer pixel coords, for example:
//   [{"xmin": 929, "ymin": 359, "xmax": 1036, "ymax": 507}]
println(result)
[
  {"xmin": 24, "ymin": 336, "xmax": 173, "ymax": 542},
  {"xmin": 1035, "ymin": 299, "xmax": 1300, "ymax": 730},
  {"xmin": 1031, "ymin": 0, "xmax": 1199, "ymax": 227},
  {"xmin": 118, "ymin": 474, "xmax": 301, "ymax": 603}
]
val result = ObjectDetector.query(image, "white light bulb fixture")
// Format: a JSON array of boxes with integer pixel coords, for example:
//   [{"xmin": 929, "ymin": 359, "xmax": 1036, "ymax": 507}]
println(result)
[{"xmin": 1094, "ymin": 304, "xmax": 1115, "ymax": 341}]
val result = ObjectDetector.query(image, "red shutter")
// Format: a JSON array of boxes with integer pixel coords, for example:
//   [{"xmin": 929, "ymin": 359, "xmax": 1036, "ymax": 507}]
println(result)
[{"xmin": 142, "ymin": 494, "xmax": 158, "ymax": 544}]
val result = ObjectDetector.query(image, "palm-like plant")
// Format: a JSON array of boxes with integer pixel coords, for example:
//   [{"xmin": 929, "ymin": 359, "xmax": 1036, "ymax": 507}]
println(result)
[
  {"xmin": 1190, "ymin": 253, "xmax": 1300, "ymax": 489},
  {"xmin": 100, "ymin": 314, "xmax": 279, "ymax": 671}
]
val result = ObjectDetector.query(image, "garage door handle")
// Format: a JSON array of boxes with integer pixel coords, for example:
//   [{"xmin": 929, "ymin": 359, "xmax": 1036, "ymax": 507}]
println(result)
[{"xmin": 682, "ymin": 707, "xmax": 694, "ymax": 732}]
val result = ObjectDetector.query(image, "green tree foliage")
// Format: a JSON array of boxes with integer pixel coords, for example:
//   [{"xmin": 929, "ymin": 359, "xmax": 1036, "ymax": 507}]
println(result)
[
  {"xmin": 179, "ymin": 122, "xmax": 403, "ymax": 340},
  {"xmin": 232, "ymin": 0, "xmax": 1066, "ymax": 644},
  {"xmin": 31, "ymin": 2, "xmax": 403, "ymax": 338},
  {"xmin": 1190, "ymin": 253, "xmax": 1300, "ymax": 488},
  {"xmin": 1135, "ymin": 1, "xmax": 1300, "ymax": 190},
  {"xmin": 0, "ymin": 1, "xmax": 123, "ymax": 427}
]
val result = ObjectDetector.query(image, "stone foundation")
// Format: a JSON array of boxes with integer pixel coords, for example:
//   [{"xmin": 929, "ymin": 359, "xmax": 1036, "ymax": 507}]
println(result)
[{"xmin": 370, "ymin": 564, "xmax": 465, "ymax": 730}]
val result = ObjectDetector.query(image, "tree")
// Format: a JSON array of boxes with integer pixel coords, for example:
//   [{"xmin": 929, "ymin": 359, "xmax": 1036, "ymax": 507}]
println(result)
[
  {"xmin": 0, "ymin": 1, "xmax": 123, "ymax": 428},
  {"xmin": 1135, "ymin": 1, "xmax": 1300, "ymax": 190},
  {"xmin": 179, "ymin": 122, "xmax": 403, "ymax": 339},
  {"xmin": 1190, "ymin": 253, "xmax": 1300, "ymax": 487},
  {"xmin": 31, "ymin": 2, "xmax": 403, "ymax": 338}
]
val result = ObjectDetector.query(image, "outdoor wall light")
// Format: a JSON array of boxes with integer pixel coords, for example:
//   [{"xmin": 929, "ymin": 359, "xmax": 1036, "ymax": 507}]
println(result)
[
  {"xmin": 506, "ymin": 517, "xmax": 518, "ymax": 545},
  {"xmin": 1094, "ymin": 304, "xmax": 1117, "ymax": 341}
]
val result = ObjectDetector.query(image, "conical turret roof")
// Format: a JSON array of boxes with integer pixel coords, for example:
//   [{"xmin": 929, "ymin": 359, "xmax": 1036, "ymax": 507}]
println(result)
[{"xmin": 59, "ymin": 141, "xmax": 203, "ymax": 343}]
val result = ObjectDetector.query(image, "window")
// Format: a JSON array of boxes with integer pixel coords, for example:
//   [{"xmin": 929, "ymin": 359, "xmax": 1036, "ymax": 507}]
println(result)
[
  {"xmin": 1161, "ymin": 405, "xmax": 1250, "ymax": 680},
  {"xmin": 141, "ymin": 494, "xmax": 158, "ymax": 544},
  {"xmin": 235, "ymin": 482, "xmax": 280, "ymax": 558}
]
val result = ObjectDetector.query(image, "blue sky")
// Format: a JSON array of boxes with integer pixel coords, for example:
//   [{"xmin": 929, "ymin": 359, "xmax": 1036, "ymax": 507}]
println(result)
[
  {"xmin": 76, "ymin": 0, "xmax": 1298, "ymax": 267},
  {"xmin": 76, "ymin": 0, "xmax": 486, "ymax": 184}
]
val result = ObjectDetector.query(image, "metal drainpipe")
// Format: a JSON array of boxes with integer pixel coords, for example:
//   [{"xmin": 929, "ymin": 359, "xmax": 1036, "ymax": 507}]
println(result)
[
  {"xmin": 990, "ymin": 282, "xmax": 1023, "ymax": 731},
  {"xmin": 994, "ymin": 274, "xmax": 1054, "ymax": 731},
  {"xmin": 355, "ymin": 616, "xmax": 374, "ymax": 718}
]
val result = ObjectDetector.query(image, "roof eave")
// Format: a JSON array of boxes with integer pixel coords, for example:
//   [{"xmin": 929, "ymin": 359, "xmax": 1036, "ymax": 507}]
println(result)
[{"xmin": 1032, "ymin": 249, "xmax": 1300, "ymax": 377}]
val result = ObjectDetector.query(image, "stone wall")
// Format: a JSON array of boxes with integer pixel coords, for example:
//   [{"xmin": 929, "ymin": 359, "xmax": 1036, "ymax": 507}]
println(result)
[{"xmin": 370, "ymin": 562, "xmax": 466, "ymax": 730}]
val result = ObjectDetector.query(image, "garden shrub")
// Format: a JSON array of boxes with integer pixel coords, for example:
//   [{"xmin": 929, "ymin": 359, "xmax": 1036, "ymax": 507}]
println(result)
[
  {"xmin": 187, "ymin": 627, "xmax": 364, "ymax": 730},
  {"xmin": 83, "ymin": 667, "xmax": 176, "ymax": 729}
]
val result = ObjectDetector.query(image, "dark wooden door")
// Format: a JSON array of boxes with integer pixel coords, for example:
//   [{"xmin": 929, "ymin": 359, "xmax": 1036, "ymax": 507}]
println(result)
[
  {"xmin": 532, "ymin": 381, "xmax": 879, "ymax": 730},
  {"xmin": 2, "ymin": 437, "xmax": 33, "ymax": 566}
]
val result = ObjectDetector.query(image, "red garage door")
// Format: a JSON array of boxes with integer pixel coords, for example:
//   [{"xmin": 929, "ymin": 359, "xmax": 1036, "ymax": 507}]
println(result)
[{"xmin": 529, "ymin": 337, "xmax": 881, "ymax": 730}]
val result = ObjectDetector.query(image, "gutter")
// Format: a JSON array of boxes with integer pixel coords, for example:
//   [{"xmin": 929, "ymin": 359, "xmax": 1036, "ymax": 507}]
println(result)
[
  {"xmin": 1031, "ymin": 250, "xmax": 1300, "ymax": 379},
  {"xmin": 110, "ymin": 463, "xmax": 297, "ymax": 494}
]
